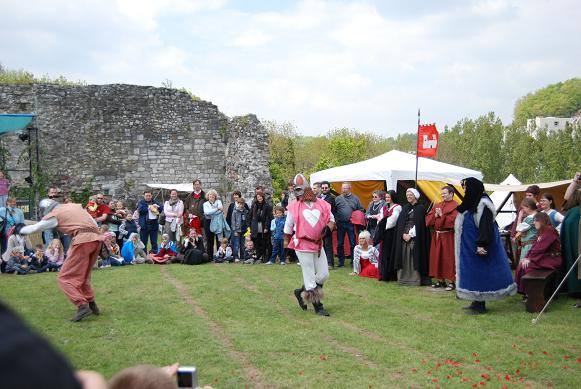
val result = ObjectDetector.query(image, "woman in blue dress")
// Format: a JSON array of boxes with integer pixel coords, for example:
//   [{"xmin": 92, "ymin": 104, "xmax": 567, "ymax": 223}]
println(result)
[{"xmin": 455, "ymin": 177, "xmax": 516, "ymax": 315}]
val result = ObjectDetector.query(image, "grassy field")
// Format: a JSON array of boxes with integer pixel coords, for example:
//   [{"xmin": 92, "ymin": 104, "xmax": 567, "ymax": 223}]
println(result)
[{"xmin": 0, "ymin": 263, "xmax": 580, "ymax": 388}]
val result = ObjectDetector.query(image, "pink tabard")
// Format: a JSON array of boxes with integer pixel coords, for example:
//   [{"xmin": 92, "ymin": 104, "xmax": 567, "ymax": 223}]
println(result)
[{"xmin": 287, "ymin": 199, "xmax": 331, "ymax": 253}]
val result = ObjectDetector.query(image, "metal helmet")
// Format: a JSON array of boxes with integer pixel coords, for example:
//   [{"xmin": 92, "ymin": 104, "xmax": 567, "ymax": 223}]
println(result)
[
  {"xmin": 39, "ymin": 198, "xmax": 59, "ymax": 217},
  {"xmin": 293, "ymin": 173, "xmax": 310, "ymax": 197}
]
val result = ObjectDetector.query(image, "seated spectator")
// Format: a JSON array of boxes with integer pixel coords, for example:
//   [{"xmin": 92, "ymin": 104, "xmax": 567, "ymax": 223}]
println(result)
[
  {"xmin": 29, "ymin": 244, "xmax": 49, "ymax": 273},
  {"xmin": 5, "ymin": 246, "xmax": 29, "ymax": 275},
  {"xmin": 515, "ymin": 212, "xmax": 563, "ymax": 296},
  {"xmin": 174, "ymin": 230, "xmax": 208, "ymax": 265},
  {"xmin": 213, "ymin": 238, "xmax": 233, "ymax": 263},
  {"xmin": 119, "ymin": 211, "xmax": 140, "ymax": 243},
  {"xmin": 350, "ymin": 231, "xmax": 380, "ymax": 278},
  {"xmin": 46, "ymin": 238, "xmax": 65, "ymax": 272},
  {"xmin": 99, "ymin": 232, "xmax": 124, "ymax": 267},
  {"xmin": 539, "ymin": 193, "xmax": 564, "ymax": 232},
  {"xmin": 121, "ymin": 233, "xmax": 151, "ymax": 264},
  {"xmin": 1, "ymin": 227, "xmax": 33, "ymax": 273},
  {"xmin": 266, "ymin": 206, "xmax": 286, "ymax": 265},
  {"xmin": 515, "ymin": 198, "xmax": 538, "ymax": 261},
  {"xmin": 243, "ymin": 239, "xmax": 259, "ymax": 264},
  {"xmin": 230, "ymin": 197, "xmax": 249, "ymax": 262},
  {"xmin": 149, "ymin": 234, "xmax": 177, "ymax": 264},
  {"xmin": 107, "ymin": 200, "xmax": 126, "ymax": 246}
]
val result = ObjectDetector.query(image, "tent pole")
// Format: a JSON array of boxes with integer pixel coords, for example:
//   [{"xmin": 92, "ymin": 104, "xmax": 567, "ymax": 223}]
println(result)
[{"xmin": 415, "ymin": 109, "xmax": 420, "ymax": 188}]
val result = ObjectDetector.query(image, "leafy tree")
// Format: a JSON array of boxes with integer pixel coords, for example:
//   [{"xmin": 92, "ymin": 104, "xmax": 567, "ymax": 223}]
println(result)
[{"xmin": 265, "ymin": 120, "xmax": 298, "ymax": 195}]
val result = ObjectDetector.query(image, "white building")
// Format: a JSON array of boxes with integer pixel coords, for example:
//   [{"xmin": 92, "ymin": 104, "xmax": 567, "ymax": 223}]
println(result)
[{"xmin": 526, "ymin": 116, "xmax": 576, "ymax": 132}]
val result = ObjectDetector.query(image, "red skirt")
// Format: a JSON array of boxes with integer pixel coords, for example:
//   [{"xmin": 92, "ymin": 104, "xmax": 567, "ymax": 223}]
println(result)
[{"xmin": 359, "ymin": 258, "xmax": 380, "ymax": 279}]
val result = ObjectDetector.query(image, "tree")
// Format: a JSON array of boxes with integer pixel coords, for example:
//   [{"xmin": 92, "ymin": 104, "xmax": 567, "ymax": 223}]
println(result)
[{"xmin": 265, "ymin": 120, "xmax": 298, "ymax": 195}]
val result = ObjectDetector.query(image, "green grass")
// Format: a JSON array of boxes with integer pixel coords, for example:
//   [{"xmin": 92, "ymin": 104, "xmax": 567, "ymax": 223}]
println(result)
[{"xmin": 1, "ymin": 264, "xmax": 580, "ymax": 388}]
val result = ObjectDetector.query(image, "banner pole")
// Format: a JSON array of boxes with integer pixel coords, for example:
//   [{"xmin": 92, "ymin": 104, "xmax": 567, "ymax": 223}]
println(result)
[{"xmin": 415, "ymin": 109, "xmax": 420, "ymax": 189}]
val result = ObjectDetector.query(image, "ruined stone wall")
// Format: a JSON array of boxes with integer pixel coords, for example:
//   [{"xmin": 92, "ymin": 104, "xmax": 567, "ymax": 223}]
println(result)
[{"xmin": 0, "ymin": 84, "xmax": 272, "ymax": 204}]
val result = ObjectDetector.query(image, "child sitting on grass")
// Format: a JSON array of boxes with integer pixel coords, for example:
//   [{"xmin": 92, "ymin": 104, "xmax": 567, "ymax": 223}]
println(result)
[
  {"xmin": 119, "ymin": 211, "xmax": 140, "ymax": 242},
  {"xmin": 46, "ymin": 239, "xmax": 65, "ymax": 272},
  {"xmin": 243, "ymin": 239, "xmax": 259, "ymax": 264},
  {"xmin": 213, "ymin": 238, "xmax": 233, "ymax": 263},
  {"xmin": 149, "ymin": 234, "xmax": 177, "ymax": 264},
  {"xmin": 5, "ymin": 246, "xmax": 30, "ymax": 275},
  {"xmin": 29, "ymin": 244, "xmax": 49, "ymax": 273},
  {"xmin": 121, "ymin": 233, "xmax": 150, "ymax": 264}
]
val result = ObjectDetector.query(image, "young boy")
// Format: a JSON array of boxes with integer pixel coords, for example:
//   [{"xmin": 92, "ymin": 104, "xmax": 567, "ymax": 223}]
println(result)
[
  {"xmin": 214, "ymin": 238, "xmax": 233, "ymax": 263},
  {"xmin": 266, "ymin": 206, "xmax": 287, "ymax": 265},
  {"xmin": 230, "ymin": 197, "xmax": 249, "ymax": 262},
  {"xmin": 119, "ymin": 211, "xmax": 140, "ymax": 242},
  {"xmin": 29, "ymin": 244, "xmax": 49, "ymax": 273},
  {"xmin": 5, "ymin": 246, "xmax": 30, "ymax": 275},
  {"xmin": 243, "ymin": 240, "xmax": 259, "ymax": 264}
]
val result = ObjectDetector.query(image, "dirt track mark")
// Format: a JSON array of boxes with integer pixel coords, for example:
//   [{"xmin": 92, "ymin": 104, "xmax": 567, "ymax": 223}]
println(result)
[{"xmin": 160, "ymin": 266, "xmax": 271, "ymax": 388}]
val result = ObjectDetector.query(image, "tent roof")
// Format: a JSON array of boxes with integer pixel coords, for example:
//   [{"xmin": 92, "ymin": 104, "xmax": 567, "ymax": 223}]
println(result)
[
  {"xmin": 483, "ymin": 179, "xmax": 571, "ymax": 192},
  {"xmin": 310, "ymin": 150, "xmax": 483, "ymax": 189},
  {"xmin": 489, "ymin": 174, "xmax": 522, "ymax": 228},
  {"xmin": 0, "ymin": 114, "xmax": 35, "ymax": 134},
  {"xmin": 146, "ymin": 183, "xmax": 193, "ymax": 192}
]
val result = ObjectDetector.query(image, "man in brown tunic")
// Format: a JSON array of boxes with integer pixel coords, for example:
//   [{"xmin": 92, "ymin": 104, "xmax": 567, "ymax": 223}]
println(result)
[{"xmin": 17, "ymin": 198, "xmax": 104, "ymax": 321}]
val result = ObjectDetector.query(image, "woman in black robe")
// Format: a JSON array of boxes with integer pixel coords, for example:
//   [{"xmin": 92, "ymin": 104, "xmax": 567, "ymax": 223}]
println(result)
[
  {"xmin": 376, "ymin": 190, "xmax": 402, "ymax": 281},
  {"xmin": 391, "ymin": 188, "xmax": 431, "ymax": 286}
]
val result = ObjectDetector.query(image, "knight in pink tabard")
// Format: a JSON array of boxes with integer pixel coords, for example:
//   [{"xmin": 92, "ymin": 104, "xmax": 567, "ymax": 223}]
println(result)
[{"xmin": 284, "ymin": 174, "xmax": 335, "ymax": 316}]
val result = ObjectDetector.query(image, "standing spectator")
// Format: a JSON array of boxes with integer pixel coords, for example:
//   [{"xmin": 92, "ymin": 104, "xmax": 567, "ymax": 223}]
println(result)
[
  {"xmin": 203, "ymin": 189, "xmax": 225, "ymax": 257},
  {"xmin": 0, "ymin": 197, "xmax": 25, "ymax": 255},
  {"xmin": 226, "ymin": 191, "xmax": 248, "ymax": 230},
  {"xmin": 106, "ymin": 200, "xmax": 125, "ymax": 246},
  {"xmin": 455, "ymin": 177, "xmax": 516, "ymax": 315},
  {"xmin": 320, "ymin": 181, "xmax": 337, "ymax": 268},
  {"xmin": 515, "ymin": 212, "xmax": 562, "ymax": 295},
  {"xmin": 0, "ymin": 171, "xmax": 10, "ymax": 208},
  {"xmin": 539, "ymin": 193, "xmax": 564, "ymax": 231},
  {"xmin": 280, "ymin": 180, "xmax": 296, "ymax": 210},
  {"xmin": 163, "ymin": 189, "xmax": 184, "ymax": 243},
  {"xmin": 230, "ymin": 197, "xmax": 249, "ymax": 262},
  {"xmin": 137, "ymin": 190, "xmax": 162, "ymax": 253},
  {"xmin": 426, "ymin": 186, "xmax": 458, "ymax": 291},
  {"xmin": 561, "ymin": 172, "xmax": 581, "ymax": 300},
  {"xmin": 376, "ymin": 190, "xmax": 402, "ymax": 281},
  {"xmin": 392, "ymin": 188, "xmax": 431, "ymax": 286},
  {"xmin": 42, "ymin": 186, "xmax": 60, "ymax": 247},
  {"xmin": 311, "ymin": 182, "xmax": 321, "ymax": 197},
  {"xmin": 335, "ymin": 182, "xmax": 364, "ymax": 268},
  {"xmin": 249, "ymin": 191, "xmax": 273, "ymax": 262},
  {"xmin": 183, "ymin": 179, "xmax": 206, "ymax": 237},
  {"xmin": 266, "ymin": 206, "xmax": 287, "ymax": 265},
  {"xmin": 365, "ymin": 190, "xmax": 385, "ymax": 240},
  {"xmin": 515, "ymin": 198, "xmax": 538, "ymax": 261}
]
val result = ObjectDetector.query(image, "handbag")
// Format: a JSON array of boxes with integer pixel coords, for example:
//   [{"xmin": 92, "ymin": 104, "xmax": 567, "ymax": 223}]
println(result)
[
  {"xmin": 0, "ymin": 208, "xmax": 7, "ymax": 236},
  {"xmin": 158, "ymin": 212, "xmax": 166, "ymax": 226}
]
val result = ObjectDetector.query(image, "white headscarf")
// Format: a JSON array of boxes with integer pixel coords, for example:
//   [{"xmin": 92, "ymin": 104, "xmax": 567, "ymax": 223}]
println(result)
[{"xmin": 406, "ymin": 188, "xmax": 420, "ymax": 200}]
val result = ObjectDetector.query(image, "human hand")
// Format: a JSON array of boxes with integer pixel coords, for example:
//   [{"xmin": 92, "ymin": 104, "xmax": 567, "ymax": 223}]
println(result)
[
  {"xmin": 161, "ymin": 362, "xmax": 179, "ymax": 377},
  {"xmin": 402, "ymin": 234, "xmax": 410, "ymax": 242},
  {"xmin": 476, "ymin": 246, "xmax": 488, "ymax": 256},
  {"xmin": 521, "ymin": 259, "xmax": 530, "ymax": 269},
  {"xmin": 75, "ymin": 370, "xmax": 108, "ymax": 389},
  {"xmin": 574, "ymin": 172, "xmax": 581, "ymax": 183}
]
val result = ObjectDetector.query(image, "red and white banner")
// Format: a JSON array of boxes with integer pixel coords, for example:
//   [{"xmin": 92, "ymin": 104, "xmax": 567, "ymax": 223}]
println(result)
[{"xmin": 417, "ymin": 123, "xmax": 438, "ymax": 157}]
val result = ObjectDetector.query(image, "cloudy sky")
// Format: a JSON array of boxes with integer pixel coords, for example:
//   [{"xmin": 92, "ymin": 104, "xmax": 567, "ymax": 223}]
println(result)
[{"xmin": 1, "ymin": 0, "xmax": 580, "ymax": 136}]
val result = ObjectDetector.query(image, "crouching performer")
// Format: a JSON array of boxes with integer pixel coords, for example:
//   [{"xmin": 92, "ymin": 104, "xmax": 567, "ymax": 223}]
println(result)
[
  {"xmin": 284, "ymin": 174, "xmax": 335, "ymax": 316},
  {"xmin": 17, "ymin": 199, "xmax": 104, "ymax": 322}
]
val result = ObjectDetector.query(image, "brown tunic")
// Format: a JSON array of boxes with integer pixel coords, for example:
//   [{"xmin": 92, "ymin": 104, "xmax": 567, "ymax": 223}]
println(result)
[{"xmin": 44, "ymin": 203, "xmax": 103, "ymax": 246}]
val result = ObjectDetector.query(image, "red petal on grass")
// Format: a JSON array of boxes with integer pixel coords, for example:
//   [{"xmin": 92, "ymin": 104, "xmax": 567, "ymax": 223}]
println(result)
[
  {"xmin": 461, "ymin": 377, "xmax": 470, "ymax": 382},
  {"xmin": 502, "ymin": 386, "xmax": 508, "ymax": 389},
  {"xmin": 505, "ymin": 375, "xmax": 511, "ymax": 381},
  {"xmin": 435, "ymin": 362, "xmax": 442, "ymax": 369},
  {"xmin": 473, "ymin": 353, "xmax": 480, "ymax": 356},
  {"xmin": 474, "ymin": 359, "xmax": 481, "ymax": 363},
  {"xmin": 547, "ymin": 383, "xmax": 555, "ymax": 388},
  {"xmin": 563, "ymin": 356, "xmax": 571, "ymax": 359},
  {"xmin": 481, "ymin": 374, "xmax": 490, "ymax": 381},
  {"xmin": 577, "ymin": 358, "xmax": 581, "ymax": 364},
  {"xmin": 319, "ymin": 355, "xmax": 327, "ymax": 361},
  {"xmin": 411, "ymin": 368, "xmax": 417, "ymax": 373},
  {"xmin": 563, "ymin": 365, "xmax": 570, "ymax": 369},
  {"xmin": 519, "ymin": 377, "xmax": 525, "ymax": 383},
  {"xmin": 472, "ymin": 384, "xmax": 478, "ymax": 388},
  {"xmin": 432, "ymin": 378, "xmax": 438, "ymax": 383},
  {"xmin": 446, "ymin": 375, "xmax": 451, "ymax": 380},
  {"xmin": 543, "ymin": 351, "xmax": 553, "ymax": 356},
  {"xmin": 525, "ymin": 384, "xmax": 533, "ymax": 388},
  {"xmin": 457, "ymin": 370, "xmax": 463, "ymax": 375},
  {"xmin": 479, "ymin": 381, "xmax": 486, "ymax": 386},
  {"xmin": 528, "ymin": 351, "xmax": 534, "ymax": 356}
]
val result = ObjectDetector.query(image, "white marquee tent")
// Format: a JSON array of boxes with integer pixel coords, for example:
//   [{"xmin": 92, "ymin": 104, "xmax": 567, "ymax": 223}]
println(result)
[{"xmin": 488, "ymin": 174, "xmax": 521, "ymax": 228}]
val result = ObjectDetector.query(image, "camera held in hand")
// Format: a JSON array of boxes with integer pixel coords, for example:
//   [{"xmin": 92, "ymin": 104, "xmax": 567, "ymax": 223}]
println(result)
[{"xmin": 177, "ymin": 366, "xmax": 198, "ymax": 389}]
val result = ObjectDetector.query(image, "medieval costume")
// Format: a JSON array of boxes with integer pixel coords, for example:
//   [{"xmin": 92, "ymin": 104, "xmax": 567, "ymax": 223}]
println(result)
[
  {"xmin": 455, "ymin": 177, "xmax": 516, "ymax": 315},
  {"xmin": 426, "ymin": 197, "xmax": 458, "ymax": 288},
  {"xmin": 18, "ymin": 199, "xmax": 105, "ymax": 321},
  {"xmin": 515, "ymin": 225, "xmax": 562, "ymax": 294},
  {"xmin": 376, "ymin": 190, "xmax": 401, "ymax": 281},
  {"xmin": 285, "ymin": 174, "xmax": 335, "ymax": 316},
  {"xmin": 561, "ymin": 188, "xmax": 581, "ymax": 295},
  {"xmin": 392, "ymin": 188, "xmax": 430, "ymax": 286}
]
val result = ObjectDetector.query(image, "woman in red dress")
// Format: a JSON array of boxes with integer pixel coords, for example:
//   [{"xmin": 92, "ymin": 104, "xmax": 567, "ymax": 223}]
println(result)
[
  {"xmin": 350, "ymin": 230, "xmax": 380, "ymax": 279},
  {"xmin": 515, "ymin": 212, "xmax": 563, "ymax": 295}
]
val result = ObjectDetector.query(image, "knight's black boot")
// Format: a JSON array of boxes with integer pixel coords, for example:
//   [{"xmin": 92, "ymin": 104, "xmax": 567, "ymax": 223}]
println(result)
[
  {"xmin": 88, "ymin": 301, "xmax": 100, "ymax": 315},
  {"xmin": 313, "ymin": 302, "xmax": 330, "ymax": 316},
  {"xmin": 464, "ymin": 301, "xmax": 486, "ymax": 315},
  {"xmin": 294, "ymin": 286, "xmax": 307, "ymax": 311}
]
